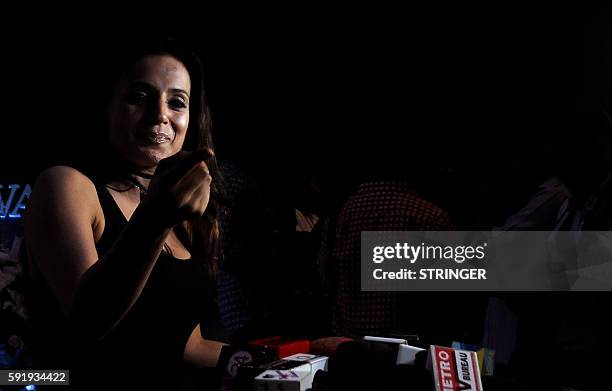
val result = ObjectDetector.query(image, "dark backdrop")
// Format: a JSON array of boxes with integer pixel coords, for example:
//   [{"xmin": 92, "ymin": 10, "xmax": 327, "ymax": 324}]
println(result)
[{"xmin": 1, "ymin": 5, "xmax": 610, "ymax": 223}]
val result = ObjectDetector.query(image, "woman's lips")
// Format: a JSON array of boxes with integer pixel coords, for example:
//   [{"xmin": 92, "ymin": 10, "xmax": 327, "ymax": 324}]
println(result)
[{"xmin": 138, "ymin": 131, "xmax": 172, "ymax": 144}]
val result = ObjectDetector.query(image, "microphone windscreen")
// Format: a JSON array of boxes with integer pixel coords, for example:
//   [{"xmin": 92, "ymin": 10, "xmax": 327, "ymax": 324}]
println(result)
[
  {"xmin": 332, "ymin": 340, "xmax": 399, "ymax": 372},
  {"xmin": 393, "ymin": 364, "xmax": 433, "ymax": 390},
  {"xmin": 310, "ymin": 336, "xmax": 354, "ymax": 356},
  {"xmin": 414, "ymin": 349, "xmax": 428, "ymax": 368},
  {"xmin": 328, "ymin": 339, "xmax": 399, "ymax": 389}
]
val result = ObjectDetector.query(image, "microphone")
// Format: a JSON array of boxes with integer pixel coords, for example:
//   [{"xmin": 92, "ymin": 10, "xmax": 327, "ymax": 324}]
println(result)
[
  {"xmin": 312, "ymin": 337, "xmax": 486, "ymax": 390},
  {"xmin": 353, "ymin": 337, "xmax": 485, "ymax": 390},
  {"xmin": 427, "ymin": 345, "xmax": 483, "ymax": 391},
  {"xmin": 310, "ymin": 336, "xmax": 354, "ymax": 356},
  {"xmin": 217, "ymin": 343, "xmax": 275, "ymax": 390},
  {"xmin": 362, "ymin": 335, "xmax": 427, "ymax": 365},
  {"xmin": 318, "ymin": 339, "xmax": 432, "ymax": 390},
  {"xmin": 225, "ymin": 337, "xmax": 329, "ymax": 391},
  {"xmin": 248, "ymin": 336, "xmax": 311, "ymax": 358},
  {"xmin": 452, "ymin": 341, "xmax": 496, "ymax": 377},
  {"xmin": 241, "ymin": 352, "xmax": 330, "ymax": 391}
]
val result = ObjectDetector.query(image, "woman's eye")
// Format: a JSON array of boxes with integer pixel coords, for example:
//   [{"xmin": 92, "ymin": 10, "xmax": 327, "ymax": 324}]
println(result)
[
  {"xmin": 168, "ymin": 97, "xmax": 187, "ymax": 109},
  {"xmin": 126, "ymin": 91, "xmax": 148, "ymax": 105}
]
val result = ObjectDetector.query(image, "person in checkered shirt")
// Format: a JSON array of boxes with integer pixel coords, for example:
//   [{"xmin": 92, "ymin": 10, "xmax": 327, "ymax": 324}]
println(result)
[{"xmin": 319, "ymin": 177, "xmax": 454, "ymax": 339}]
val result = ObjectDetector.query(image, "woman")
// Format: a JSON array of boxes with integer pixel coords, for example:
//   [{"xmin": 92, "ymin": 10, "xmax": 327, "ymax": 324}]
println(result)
[{"xmin": 24, "ymin": 37, "xmax": 227, "ymax": 390}]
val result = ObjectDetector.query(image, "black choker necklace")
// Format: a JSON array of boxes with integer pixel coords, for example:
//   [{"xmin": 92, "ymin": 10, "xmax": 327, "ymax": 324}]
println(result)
[{"xmin": 127, "ymin": 176, "xmax": 147, "ymax": 198}]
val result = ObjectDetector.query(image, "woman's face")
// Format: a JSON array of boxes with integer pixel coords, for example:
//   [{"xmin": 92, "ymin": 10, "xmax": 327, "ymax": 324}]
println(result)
[{"xmin": 108, "ymin": 54, "xmax": 191, "ymax": 170}]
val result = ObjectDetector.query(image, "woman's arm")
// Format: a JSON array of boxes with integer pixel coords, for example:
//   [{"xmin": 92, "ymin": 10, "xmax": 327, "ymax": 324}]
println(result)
[
  {"xmin": 25, "ymin": 152, "xmax": 211, "ymax": 339},
  {"xmin": 25, "ymin": 166, "xmax": 171, "ymax": 339},
  {"xmin": 183, "ymin": 324, "xmax": 226, "ymax": 368}
]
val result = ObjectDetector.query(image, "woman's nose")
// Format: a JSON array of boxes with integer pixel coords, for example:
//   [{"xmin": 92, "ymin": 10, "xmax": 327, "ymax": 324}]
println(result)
[{"xmin": 146, "ymin": 98, "xmax": 169, "ymax": 124}]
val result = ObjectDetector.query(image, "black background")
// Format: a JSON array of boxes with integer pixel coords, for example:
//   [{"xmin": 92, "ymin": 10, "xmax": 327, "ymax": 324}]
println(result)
[{"xmin": 1, "ymin": 5, "xmax": 611, "ymax": 225}]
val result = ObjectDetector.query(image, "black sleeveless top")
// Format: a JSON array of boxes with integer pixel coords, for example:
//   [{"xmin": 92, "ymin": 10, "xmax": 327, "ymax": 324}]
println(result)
[{"xmin": 25, "ymin": 181, "xmax": 226, "ymax": 390}]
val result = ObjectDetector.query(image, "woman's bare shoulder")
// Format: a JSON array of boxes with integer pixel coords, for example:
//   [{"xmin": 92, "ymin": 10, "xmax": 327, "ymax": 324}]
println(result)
[
  {"xmin": 36, "ymin": 165, "xmax": 95, "ymax": 187},
  {"xmin": 29, "ymin": 165, "xmax": 100, "ymax": 218}
]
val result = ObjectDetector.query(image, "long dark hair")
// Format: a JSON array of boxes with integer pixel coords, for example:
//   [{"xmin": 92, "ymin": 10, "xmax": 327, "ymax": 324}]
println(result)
[{"xmin": 85, "ymin": 36, "xmax": 224, "ymax": 277}]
